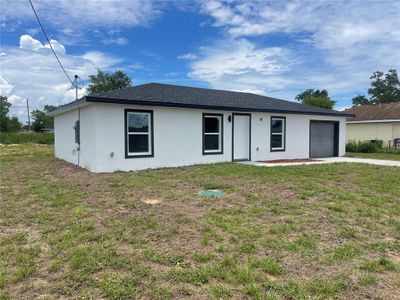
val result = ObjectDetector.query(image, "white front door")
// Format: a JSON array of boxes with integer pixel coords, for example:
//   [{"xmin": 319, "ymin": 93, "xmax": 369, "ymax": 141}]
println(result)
[{"xmin": 233, "ymin": 114, "xmax": 250, "ymax": 161}]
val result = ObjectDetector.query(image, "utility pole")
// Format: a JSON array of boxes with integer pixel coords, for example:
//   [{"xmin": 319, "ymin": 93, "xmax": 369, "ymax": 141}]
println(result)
[
  {"xmin": 74, "ymin": 75, "xmax": 79, "ymax": 100},
  {"xmin": 26, "ymin": 98, "xmax": 31, "ymax": 131}
]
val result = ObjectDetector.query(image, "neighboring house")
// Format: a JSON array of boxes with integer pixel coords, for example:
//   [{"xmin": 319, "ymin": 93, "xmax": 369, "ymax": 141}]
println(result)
[
  {"xmin": 343, "ymin": 103, "xmax": 400, "ymax": 147},
  {"xmin": 49, "ymin": 83, "xmax": 351, "ymax": 172}
]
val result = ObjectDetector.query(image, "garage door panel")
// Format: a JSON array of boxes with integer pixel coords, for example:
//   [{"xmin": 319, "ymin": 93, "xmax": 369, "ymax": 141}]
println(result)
[{"xmin": 310, "ymin": 122, "xmax": 337, "ymax": 158}]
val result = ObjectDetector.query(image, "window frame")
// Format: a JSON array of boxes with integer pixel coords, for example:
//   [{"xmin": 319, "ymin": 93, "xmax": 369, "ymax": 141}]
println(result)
[
  {"xmin": 270, "ymin": 116, "xmax": 286, "ymax": 152},
  {"xmin": 202, "ymin": 113, "xmax": 224, "ymax": 155},
  {"xmin": 124, "ymin": 109, "xmax": 154, "ymax": 158}
]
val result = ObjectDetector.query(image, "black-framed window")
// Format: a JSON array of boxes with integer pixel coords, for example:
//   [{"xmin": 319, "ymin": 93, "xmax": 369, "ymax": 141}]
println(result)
[
  {"xmin": 125, "ymin": 109, "xmax": 154, "ymax": 158},
  {"xmin": 271, "ymin": 117, "xmax": 286, "ymax": 151},
  {"xmin": 203, "ymin": 114, "xmax": 223, "ymax": 154}
]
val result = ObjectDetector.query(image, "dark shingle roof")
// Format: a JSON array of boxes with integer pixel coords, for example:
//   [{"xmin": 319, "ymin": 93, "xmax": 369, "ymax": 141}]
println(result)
[
  {"xmin": 52, "ymin": 83, "xmax": 352, "ymax": 117},
  {"xmin": 343, "ymin": 103, "xmax": 400, "ymax": 121}
]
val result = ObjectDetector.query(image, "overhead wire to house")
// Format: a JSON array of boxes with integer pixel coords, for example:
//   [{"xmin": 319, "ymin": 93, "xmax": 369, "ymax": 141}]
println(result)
[
  {"xmin": 8, "ymin": 106, "xmax": 40, "ymax": 109},
  {"xmin": 28, "ymin": 0, "xmax": 76, "ymax": 88},
  {"xmin": 28, "ymin": 0, "xmax": 83, "ymax": 162}
]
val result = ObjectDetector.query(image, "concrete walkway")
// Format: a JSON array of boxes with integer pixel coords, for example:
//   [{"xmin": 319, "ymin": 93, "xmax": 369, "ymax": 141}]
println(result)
[{"xmin": 239, "ymin": 157, "xmax": 400, "ymax": 167}]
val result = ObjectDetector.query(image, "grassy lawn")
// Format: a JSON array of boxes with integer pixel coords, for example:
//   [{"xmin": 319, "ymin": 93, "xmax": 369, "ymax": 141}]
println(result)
[
  {"xmin": 0, "ymin": 132, "xmax": 54, "ymax": 145},
  {"xmin": 1, "ymin": 144, "xmax": 399, "ymax": 299},
  {"xmin": 346, "ymin": 152, "xmax": 400, "ymax": 161}
]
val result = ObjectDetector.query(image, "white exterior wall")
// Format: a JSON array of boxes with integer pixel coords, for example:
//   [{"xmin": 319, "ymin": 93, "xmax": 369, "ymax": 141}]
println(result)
[
  {"xmin": 54, "ymin": 103, "xmax": 347, "ymax": 172},
  {"xmin": 54, "ymin": 105, "xmax": 97, "ymax": 171},
  {"xmin": 346, "ymin": 121, "xmax": 400, "ymax": 146},
  {"xmin": 250, "ymin": 112, "xmax": 346, "ymax": 161},
  {"xmin": 54, "ymin": 109, "xmax": 79, "ymax": 165},
  {"xmin": 91, "ymin": 104, "xmax": 233, "ymax": 172}
]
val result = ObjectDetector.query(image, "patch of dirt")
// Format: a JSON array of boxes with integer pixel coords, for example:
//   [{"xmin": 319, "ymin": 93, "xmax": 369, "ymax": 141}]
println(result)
[{"xmin": 142, "ymin": 198, "xmax": 163, "ymax": 205}]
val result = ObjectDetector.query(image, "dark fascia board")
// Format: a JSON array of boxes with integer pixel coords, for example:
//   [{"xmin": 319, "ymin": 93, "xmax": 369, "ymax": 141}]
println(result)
[
  {"xmin": 49, "ymin": 95, "xmax": 355, "ymax": 118},
  {"xmin": 46, "ymin": 97, "xmax": 88, "ymax": 116},
  {"xmin": 85, "ymin": 96, "xmax": 354, "ymax": 117}
]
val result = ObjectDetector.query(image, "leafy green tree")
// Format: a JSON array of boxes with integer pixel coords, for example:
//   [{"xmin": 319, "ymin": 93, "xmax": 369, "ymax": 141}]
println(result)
[
  {"xmin": 8, "ymin": 116, "xmax": 22, "ymax": 132},
  {"xmin": 0, "ymin": 96, "xmax": 12, "ymax": 132},
  {"xmin": 31, "ymin": 105, "xmax": 58, "ymax": 132},
  {"xmin": 350, "ymin": 69, "xmax": 400, "ymax": 106},
  {"xmin": 0, "ymin": 96, "xmax": 22, "ymax": 132},
  {"xmin": 352, "ymin": 95, "xmax": 370, "ymax": 106},
  {"xmin": 87, "ymin": 70, "xmax": 133, "ymax": 95},
  {"xmin": 295, "ymin": 89, "xmax": 336, "ymax": 109},
  {"xmin": 368, "ymin": 69, "xmax": 400, "ymax": 103}
]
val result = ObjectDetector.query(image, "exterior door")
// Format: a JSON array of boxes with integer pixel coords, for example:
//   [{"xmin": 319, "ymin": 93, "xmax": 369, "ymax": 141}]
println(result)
[
  {"xmin": 233, "ymin": 114, "xmax": 250, "ymax": 161},
  {"xmin": 310, "ymin": 121, "xmax": 339, "ymax": 158}
]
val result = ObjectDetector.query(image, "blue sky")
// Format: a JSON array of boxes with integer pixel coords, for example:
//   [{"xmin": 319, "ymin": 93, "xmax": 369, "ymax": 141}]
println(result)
[{"xmin": 1, "ymin": 0, "xmax": 399, "ymax": 122}]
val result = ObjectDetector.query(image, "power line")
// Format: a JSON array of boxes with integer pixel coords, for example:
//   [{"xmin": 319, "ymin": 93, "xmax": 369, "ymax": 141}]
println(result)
[
  {"xmin": 8, "ymin": 106, "xmax": 40, "ymax": 109},
  {"xmin": 28, "ymin": 0, "xmax": 76, "ymax": 88}
]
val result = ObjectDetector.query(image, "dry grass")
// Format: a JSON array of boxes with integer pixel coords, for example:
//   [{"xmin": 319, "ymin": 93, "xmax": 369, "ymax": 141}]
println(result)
[{"xmin": 1, "ymin": 144, "xmax": 399, "ymax": 299}]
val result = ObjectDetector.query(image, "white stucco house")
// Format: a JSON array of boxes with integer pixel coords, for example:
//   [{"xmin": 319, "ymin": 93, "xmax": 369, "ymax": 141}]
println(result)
[{"xmin": 49, "ymin": 83, "xmax": 352, "ymax": 173}]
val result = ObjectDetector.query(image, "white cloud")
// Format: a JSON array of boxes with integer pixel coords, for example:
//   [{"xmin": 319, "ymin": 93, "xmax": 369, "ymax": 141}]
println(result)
[
  {"xmin": 199, "ymin": 1, "xmax": 400, "ymax": 61},
  {"xmin": 191, "ymin": 0, "xmax": 400, "ymax": 104},
  {"xmin": 44, "ymin": 39, "xmax": 66, "ymax": 54},
  {"xmin": 125, "ymin": 63, "xmax": 145, "ymax": 72},
  {"xmin": 200, "ymin": 1, "xmax": 400, "ymax": 41},
  {"xmin": 1, "ymin": 0, "xmax": 161, "ymax": 44},
  {"xmin": 177, "ymin": 53, "xmax": 198, "ymax": 60},
  {"xmin": 19, "ymin": 34, "xmax": 66, "ymax": 54},
  {"xmin": 187, "ymin": 39, "xmax": 295, "ymax": 95},
  {"xmin": 37, "ymin": 96, "xmax": 46, "ymax": 104},
  {"xmin": 190, "ymin": 39, "xmax": 292, "ymax": 80},
  {"xmin": 0, "ymin": 76, "xmax": 14, "ymax": 96},
  {"xmin": 336, "ymin": 105, "xmax": 352, "ymax": 112},
  {"xmin": 165, "ymin": 72, "xmax": 182, "ymax": 77},
  {"xmin": 81, "ymin": 51, "xmax": 121, "ymax": 69},
  {"xmin": 1, "ymin": 34, "xmax": 122, "ymax": 122},
  {"xmin": 102, "ymin": 37, "xmax": 129, "ymax": 46},
  {"xmin": 19, "ymin": 34, "xmax": 43, "ymax": 51},
  {"xmin": 8, "ymin": 94, "xmax": 25, "ymax": 106}
]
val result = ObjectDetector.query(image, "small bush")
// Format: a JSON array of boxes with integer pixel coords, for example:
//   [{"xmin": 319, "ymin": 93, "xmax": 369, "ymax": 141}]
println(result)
[
  {"xmin": 346, "ymin": 140, "xmax": 382, "ymax": 153},
  {"xmin": 371, "ymin": 139, "xmax": 384, "ymax": 149},
  {"xmin": 0, "ymin": 132, "xmax": 54, "ymax": 144},
  {"xmin": 346, "ymin": 140, "xmax": 357, "ymax": 152},
  {"xmin": 358, "ymin": 141, "xmax": 377, "ymax": 153}
]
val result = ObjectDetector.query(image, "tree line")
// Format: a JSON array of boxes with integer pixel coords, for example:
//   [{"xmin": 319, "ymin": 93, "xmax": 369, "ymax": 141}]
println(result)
[
  {"xmin": 0, "ymin": 70, "xmax": 132, "ymax": 132},
  {"xmin": 295, "ymin": 69, "xmax": 400, "ymax": 109},
  {"xmin": 1, "ymin": 68, "xmax": 398, "ymax": 133},
  {"xmin": 351, "ymin": 69, "xmax": 400, "ymax": 106},
  {"xmin": 0, "ymin": 96, "xmax": 58, "ymax": 133}
]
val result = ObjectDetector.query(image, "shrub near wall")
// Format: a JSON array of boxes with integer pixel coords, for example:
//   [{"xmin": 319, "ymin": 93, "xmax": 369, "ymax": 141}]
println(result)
[
  {"xmin": 346, "ymin": 140, "xmax": 383, "ymax": 153},
  {"xmin": 0, "ymin": 132, "xmax": 54, "ymax": 144}
]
